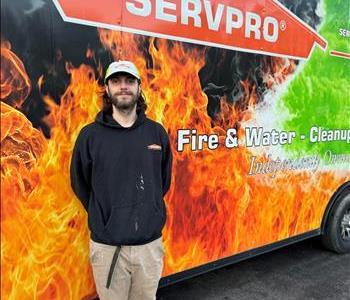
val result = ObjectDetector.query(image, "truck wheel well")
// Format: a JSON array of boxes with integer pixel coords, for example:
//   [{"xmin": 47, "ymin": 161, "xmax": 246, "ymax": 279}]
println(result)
[{"xmin": 321, "ymin": 181, "xmax": 350, "ymax": 234}]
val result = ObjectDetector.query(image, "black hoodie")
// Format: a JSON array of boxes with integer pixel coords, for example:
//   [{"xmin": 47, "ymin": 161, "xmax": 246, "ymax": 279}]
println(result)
[{"xmin": 70, "ymin": 109, "xmax": 172, "ymax": 245}]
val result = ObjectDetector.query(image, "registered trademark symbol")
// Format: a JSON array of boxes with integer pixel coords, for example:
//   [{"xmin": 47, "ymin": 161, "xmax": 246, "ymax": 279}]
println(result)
[{"xmin": 280, "ymin": 20, "xmax": 287, "ymax": 31}]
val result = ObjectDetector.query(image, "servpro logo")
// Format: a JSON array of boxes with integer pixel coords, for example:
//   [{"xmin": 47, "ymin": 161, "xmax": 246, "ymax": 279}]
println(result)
[
  {"xmin": 53, "ymin": 0, "xmax": 328, "ymax": 60},
  {"xmin": 127, "ymin": 1, "xmax": 280, "ymax": 42}
]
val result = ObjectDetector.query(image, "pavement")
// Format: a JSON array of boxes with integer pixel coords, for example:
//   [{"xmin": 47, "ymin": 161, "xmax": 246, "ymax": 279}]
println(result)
[{"xmin": 156, "ymin": 237, "xmax": 350, "ymax": 300}]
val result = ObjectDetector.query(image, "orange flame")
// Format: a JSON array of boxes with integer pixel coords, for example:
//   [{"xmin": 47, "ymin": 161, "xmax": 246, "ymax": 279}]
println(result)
[
  {"xmin": 1, "ymin": 41, "xmax": 31, "ymax": 108},
  {"xmin": 262, "ymin": 56, "xmax": 296, "ymax": 89},
  {"xmin": 1, "ymin": 45, "xmax": 101, "ymax": 299},
  {"xmin": 1, "ymin": 31, "xmax": 349, "ymax": 300}
]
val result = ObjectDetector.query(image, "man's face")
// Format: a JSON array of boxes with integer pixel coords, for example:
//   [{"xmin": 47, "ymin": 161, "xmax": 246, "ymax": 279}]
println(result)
[{"xmin": 106, "ymin": 73, "xmax": 140, "ymax": 110}]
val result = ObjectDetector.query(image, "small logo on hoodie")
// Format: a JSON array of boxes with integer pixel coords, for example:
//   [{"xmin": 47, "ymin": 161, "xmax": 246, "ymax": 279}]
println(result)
[{"xmin": 147, "ymin": 144, "xmax": 162, "ymax": 151}]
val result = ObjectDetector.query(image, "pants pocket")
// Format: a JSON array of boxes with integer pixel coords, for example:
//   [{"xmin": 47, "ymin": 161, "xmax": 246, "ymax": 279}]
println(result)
[
  {"xmin": 90, "ymin": 249, "xmax": 104, "ymax": 266},
  {"xmin": 149, "ymin": 238, "xmax": 165, "ymax": 263},
  {"xmin": 157, "ymin": 238, "xmax": 165, "ymax": 257}
]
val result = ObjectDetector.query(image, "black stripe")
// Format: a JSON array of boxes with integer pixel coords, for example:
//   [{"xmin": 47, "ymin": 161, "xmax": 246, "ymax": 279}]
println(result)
[{"xmin": 106, "ymin": 246, "xmax": 121, "ymax": 289}]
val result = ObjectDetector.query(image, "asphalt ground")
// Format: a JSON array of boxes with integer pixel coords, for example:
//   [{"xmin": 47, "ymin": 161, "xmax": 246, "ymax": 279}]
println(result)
[{"xmin": 156, "ymin": 237, "xmax": 350, "ymax": 300}]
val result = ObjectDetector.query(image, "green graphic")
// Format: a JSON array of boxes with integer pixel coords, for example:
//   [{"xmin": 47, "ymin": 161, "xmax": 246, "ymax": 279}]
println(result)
[{"xmin": 280, "ymin": 0, "xmax": 350, "ymax": 157}]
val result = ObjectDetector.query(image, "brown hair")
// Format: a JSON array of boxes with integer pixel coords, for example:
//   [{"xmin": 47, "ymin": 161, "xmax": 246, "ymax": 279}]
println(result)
[{"xmin": 102, "ymin": 89, "xmax": 148, "ymax": 114}]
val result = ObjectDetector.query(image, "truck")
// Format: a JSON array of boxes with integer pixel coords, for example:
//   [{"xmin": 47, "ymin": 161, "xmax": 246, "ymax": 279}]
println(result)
[{"xmin": 1, "ymin": 0, "xmax": 349, "ymax": 299}]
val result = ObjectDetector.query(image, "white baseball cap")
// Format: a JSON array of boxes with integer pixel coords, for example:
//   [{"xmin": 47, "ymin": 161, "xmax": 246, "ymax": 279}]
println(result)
[{"xmin": 104, "ymin": 60, "xmax": 141, "ymax": 84}]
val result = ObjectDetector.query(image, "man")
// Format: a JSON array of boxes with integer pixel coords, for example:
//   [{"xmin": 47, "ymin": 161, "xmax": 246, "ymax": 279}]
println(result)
[{"xmin": 70, "ymin": 61, "xmax": 172, "ymax": 300}]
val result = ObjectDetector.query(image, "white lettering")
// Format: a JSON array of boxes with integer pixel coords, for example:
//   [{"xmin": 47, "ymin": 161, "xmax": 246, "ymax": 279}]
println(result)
[
  {"xmin": 178, "ymin": 129, "xmax": 190, "ymax": 151},
  {"xmin": 208, "ymin": 135, "xmax": 219, "ymax": 149},
  {"xmin": 126, "ymin": 0, "xmax": 151, "ymax": 17},
  {"xmin": 177, "ymin": 129, "xmax": 219, "ymax": 151},
  {"xmin": 156, "ymin": 0, "xmax": 177, "ymax": 22},
  {"xmin": 310, "ymin": 126, "xmax": 318, "ymax": 143},
  {"xmin": 181, "ymin": 0, "xmax": 202, "ymax": 27},
  {"xmin": 226, "ymin": 7, "xmax": 243, "ymax": 34},
  {"xmin": 204, "ymin": 0, "xmax": 224, "ymax": 31},
  {"xmin": 263, "ymin": 17, "xmax": 279, "ymax": 42},
  {"xmin": 309, "ymin": 126, "xmax": 350, "ymax": 143},
  {"xmin": 126, "ymin": 1, "xmax": 281, "ymax": 43},
  {"xmin": 339, "ymin": 28, "xmax": 350, "ymax": 38},
  {"xmin": 245, "ymin": 127, "xmax": 296, "ymax": 147},
  {"xmin": 245, "ymin": 12, "xmax": 261, "ymax": 39},
  {"xmin": 225, "ymin": 128, "xmax": 239, "ymax": 148}
]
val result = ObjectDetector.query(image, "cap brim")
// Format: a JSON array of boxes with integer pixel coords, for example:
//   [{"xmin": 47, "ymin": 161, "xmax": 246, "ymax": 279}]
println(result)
[{"xmin": 104, "ymin": 69, "xmax": 140, "ymax": 84}]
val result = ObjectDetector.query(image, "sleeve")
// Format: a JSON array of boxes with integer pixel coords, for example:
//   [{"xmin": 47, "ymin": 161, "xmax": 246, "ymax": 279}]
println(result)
[
  {"xmin": 160, "ymin": 126, "xmax": 173, "ymax": 197},
  {"xmin": 70, "ymin": 128, "xmax": 92, "ymax": 211}
]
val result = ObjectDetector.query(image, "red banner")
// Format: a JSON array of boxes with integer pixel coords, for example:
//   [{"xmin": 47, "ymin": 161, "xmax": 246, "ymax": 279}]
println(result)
[{"xmin": 53, "ymin": 0, "xmax": 327, "ymax": 59}]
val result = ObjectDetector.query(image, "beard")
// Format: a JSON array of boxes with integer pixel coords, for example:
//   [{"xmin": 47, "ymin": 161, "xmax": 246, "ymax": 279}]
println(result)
[{"xmin": 110, "ymin": 92, "xmax": 138, "ymax": 111}]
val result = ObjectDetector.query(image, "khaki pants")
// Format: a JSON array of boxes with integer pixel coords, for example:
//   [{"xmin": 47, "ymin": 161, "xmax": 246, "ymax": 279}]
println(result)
[{"xmin": 89, "ymin": 237, "xmax": 164, "ymax": 300}]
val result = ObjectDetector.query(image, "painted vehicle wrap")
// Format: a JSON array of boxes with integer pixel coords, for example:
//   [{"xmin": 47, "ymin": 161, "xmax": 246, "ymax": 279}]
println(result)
[{"xmin": 1, "ymin": 0, "xmax": 349, "ymax": 299}]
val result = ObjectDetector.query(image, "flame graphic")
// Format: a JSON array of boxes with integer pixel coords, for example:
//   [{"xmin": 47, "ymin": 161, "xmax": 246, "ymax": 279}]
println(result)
[
  {"xmin": 1, "ymin": 41, "xmax": 31, "ymax": 108},
  {"xmin": 1, "ymin": 32, "xmax": 349, "ymax": 300},
  {"xmin": 1, "ymin": 44, "xmax": 100, "ymax": 299}
]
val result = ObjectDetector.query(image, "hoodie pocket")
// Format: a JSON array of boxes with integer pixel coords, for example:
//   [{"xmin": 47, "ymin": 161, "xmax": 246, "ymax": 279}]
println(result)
[
  {"xmin": 104, "ymin": 205, "xmax": 140, "ymax": 243},
  {"xmin": 104, "ymin": 200, "xmax": 165, "ymax": 243}
]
